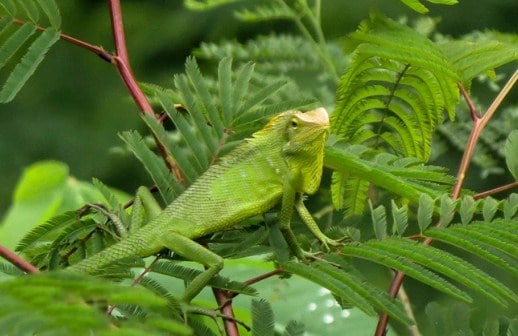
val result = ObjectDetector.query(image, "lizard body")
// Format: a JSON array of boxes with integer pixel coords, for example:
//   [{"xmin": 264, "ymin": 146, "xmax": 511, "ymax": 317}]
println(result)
[{"xmin": 68, "ymin": 108, "xmax": 337, "ymax": 301}]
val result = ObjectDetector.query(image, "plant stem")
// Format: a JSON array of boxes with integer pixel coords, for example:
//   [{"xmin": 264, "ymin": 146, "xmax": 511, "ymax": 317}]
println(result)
[
  {"xmin": 473, "ymin": 181, "xmax": 518, "ymax": 199},
  {"xmin": 0, "ymin": 245, "xmax": 40, "ymax": 273},
  {"xmin": 452, "ymin": 71, "xmax": 518, "ymax": 198},
  {"xmin": 108, "ymin": 0, "xmax": 155, "ymax": 117}
]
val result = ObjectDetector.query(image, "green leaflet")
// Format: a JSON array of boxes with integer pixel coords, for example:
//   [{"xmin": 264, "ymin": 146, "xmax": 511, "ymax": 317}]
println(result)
[
  {"xmin": 424, "ymin": 226, "xmax": 518, "ymax": 278},
  {"xmin": 0, "ymin": 1, "xmax": 61, "ymax": 103},
  {"xmin": 0, "ymin": 27, "xmax": 59, "ymax": 103},
  {"xmin": 399, "ymin": 0, "xmax": 457, "ymax": 14},
  {"xmin": 505, "ymin": 130, "xmax": 518, "ymax": 180},
  {"xmin": 251, "ymin": 299, "xmax": 275, "ymax": 336},
  {"xmin": 119, "ymin": 130, "xmax": 180, "ymax": 204}
]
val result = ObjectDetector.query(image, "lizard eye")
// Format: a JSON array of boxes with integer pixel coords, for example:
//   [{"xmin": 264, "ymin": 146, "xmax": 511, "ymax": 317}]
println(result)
[{"xmin": 290, "ymin": 118, "xmax": 299, "ymax": 129}]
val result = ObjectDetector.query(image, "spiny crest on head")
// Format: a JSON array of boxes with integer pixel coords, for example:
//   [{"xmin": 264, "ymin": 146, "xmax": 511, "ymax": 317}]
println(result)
[
  {"xmin": 251, "ymin": 110, "xmax": 296, "ymax": 139},
  {"xmin": 263, "ymin": 110, "xmax": 295, "ymax": 129}
]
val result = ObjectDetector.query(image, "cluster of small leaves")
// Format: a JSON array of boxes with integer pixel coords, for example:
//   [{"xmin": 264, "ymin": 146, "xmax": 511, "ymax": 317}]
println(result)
[
  {"xmin": 0, "ymin": 0, "xmax": 61, "ymax": 102},
  {"xmin": 184, "ymin": 0, "xmax": 459, "ymax": 16},
  {"xmin": 356, "ymin": 193, "xmax": 518, "ymax": 308},
  {"xmin": 368, "ymin": 193, "xmax": 518, "ymax": 238},
  {"xmin": 195, "ymin": 34, "xmax": 346, "ymax": 105},
  {"xmin": 0, "ymin": 271, "xmax": 193, "ymax": 336}
]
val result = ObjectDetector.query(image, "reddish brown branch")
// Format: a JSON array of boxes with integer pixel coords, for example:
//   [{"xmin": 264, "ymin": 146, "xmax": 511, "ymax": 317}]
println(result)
[
  {"xmin": 212, "ymin": 289, "xmax": 240, "ymax": 336},
  {"xmin": 473, "ymin": 181, "xmax": 518, "ymax": 200},
  {"xmin": 0, "ymin": 245, "xmax": 40, "ymax": 274},
  {"xmin": 108, "ymin": 0, "xmax": 154, "ymax": 116},
  {"xmin": 6, "ymin": 17, "xmax": 113, "ymax": 61}
]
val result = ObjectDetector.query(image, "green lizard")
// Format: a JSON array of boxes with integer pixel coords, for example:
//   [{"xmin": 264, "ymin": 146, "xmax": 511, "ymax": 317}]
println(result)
[{"xmin": 68, "ymin": 107, "xmax": 339, "ymax": 302}]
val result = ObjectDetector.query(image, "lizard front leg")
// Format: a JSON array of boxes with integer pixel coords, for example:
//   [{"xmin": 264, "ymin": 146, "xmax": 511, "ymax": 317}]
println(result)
[
  {"xmin": 278, "ymin": 172, "xmax": 306, "ymax": 260},
  {"xmin": 295, "ymin": 196, "xmax": 341, "ymax": 251},
  {"xmin": 158, "ymin": 231, "xmax": 223, "ymax": 303}
]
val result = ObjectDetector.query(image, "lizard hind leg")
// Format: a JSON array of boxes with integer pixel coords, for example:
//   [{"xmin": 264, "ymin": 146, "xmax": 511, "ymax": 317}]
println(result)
[{"xmin": 159, "ymin": 231, "xmax": 224, "ymax": 303}]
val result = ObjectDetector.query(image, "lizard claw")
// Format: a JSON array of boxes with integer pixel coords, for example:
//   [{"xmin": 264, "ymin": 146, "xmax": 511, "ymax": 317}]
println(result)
[{"xmin": 319, "ymin": 236, "xmax": 344, "ymax": 252}]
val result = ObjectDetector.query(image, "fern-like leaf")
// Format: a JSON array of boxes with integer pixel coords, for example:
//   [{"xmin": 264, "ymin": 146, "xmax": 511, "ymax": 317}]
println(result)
[
  {"xmin": 283, "ymin": 261, "xmax": 413, "ymax": 325},
  {"xmin": 35, "ymin": 0, "xmax": 61, "ymax": 28},
  {"xmin": 0, "ymin": 272, "xmax": 192, "ymax": 335},
  {"xmin": 391, "ymin": 200, "xmax": 409, "ymax": 236},
  {"xmin": 236, "ymin": 4, "xmax": 296, "ymax": 22},
  {"xmin": 15, "ymin": 211, "xmax": 79, "ymax": 252},
  {"xmin": 119, "ymin": 130, "xmax": 180, "ymax": 203},
  {"xmin": 0, "ymin": 1, "xmax": 61, "ymax": 102},
  {"xmin": 369, "ymin": 238, "xmax": 516, "ymax": 306},
  {"xmin": 370, "ymin": 201, "xmax": 387, "ymax": 239},
  {"xmin": 439, "ymin": 34, "xmax": 518, "ymax": 86},
  {"xmin": 425, "ymin": 226, "xmax": 518, "ymax": 278},
  {"xmin": 504, "ymin": 130, "xmax": 518, "ymax": 180},
  {"xmin": 251, "ymin": 299, "xmax": 275, "ymax": 336},
  {"xmin": 184, "ymin": 0, "xmax": 239, "ymax": 11},
  {"xmin": 325, "ymin": 143, "xmax": 453, "ymax": 216},
  {"xmin": 333, "ymin": 14, "xmax": 459, "ymax": 161},
  {"xmin": 342, "ymin": 242, "xmax": 472, "ymax": 303},
  {"xmin": 0, "ymin": 27, "xmax": 59, "ymax": 102}
]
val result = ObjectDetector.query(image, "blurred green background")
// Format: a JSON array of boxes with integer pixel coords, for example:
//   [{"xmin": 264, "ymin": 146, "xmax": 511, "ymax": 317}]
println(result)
[{"xmin": 1, "ymin": 0, "xmax": 517, "ymax": 217}]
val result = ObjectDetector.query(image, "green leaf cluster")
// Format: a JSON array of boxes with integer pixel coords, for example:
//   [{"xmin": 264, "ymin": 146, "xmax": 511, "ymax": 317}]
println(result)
[
  {"xmin": 0, "ymin": 0, "xmax": 60, "ymax": 102},
  {"xmin": 0, "ymin": 272, "xmax": 192, "ymax": 336},
  {"xmin": 1, "ymin": 0, "xmax": 517, "ymax": 335}
]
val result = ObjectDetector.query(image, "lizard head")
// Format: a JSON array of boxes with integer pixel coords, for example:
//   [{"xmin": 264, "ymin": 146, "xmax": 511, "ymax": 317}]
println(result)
[{"xmin": 280, "ymin": 107, "xmax": 330, "ymax": 194}]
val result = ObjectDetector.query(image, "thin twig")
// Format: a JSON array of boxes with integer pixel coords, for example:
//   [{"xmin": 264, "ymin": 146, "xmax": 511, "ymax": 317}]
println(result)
[
  {"xmin": 108, "ymin": 0, "xmax": 154, "ymax": 116},
  {"xmin": 5, "ymin": 16, "xmax": 114, "ymax": 61},
  {"xmin": 212, "ymin": 289, "xmax": 240, "ymax": 336},
  {"xmin": 473, "ymin": 181, "xmax": 518, "ymax": 200},
  {"xmin": 0, "ymin": 245, "xmax": 40, "ymax": 273}
]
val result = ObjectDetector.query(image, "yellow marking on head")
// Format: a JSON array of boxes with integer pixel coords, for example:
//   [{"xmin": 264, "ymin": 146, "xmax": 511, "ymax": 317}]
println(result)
[{"xmin": 296, "ymin": 107, "xmax": 329, "ymax": 126}]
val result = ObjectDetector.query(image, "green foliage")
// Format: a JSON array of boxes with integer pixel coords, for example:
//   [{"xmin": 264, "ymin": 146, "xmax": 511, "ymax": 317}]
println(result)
[
  {"xmin": 1, "ymin": 1, "xmax": 517, "ymax": 335},
  {"xmin": 333, "ymin": 13, "xmax": 459, "ymax": 161},
  {"xmin": 438, "ymin": 31, "xmax": 518, "ymax": 87},
  {"xmin": 0, "ymin": 272, "xmax": 192, "ymax": 336},
  {"xmin": 505, "ymin": 130, "xmax": 518, "ymax": 180},
  {"xmin": 251, "ymin": 299, "xmax": 275, "ymax": 336},
  {"xmin": 399, "ymin": 0, "xmax": 457, "ymax": 14},
  {"xmin": 0, "ymin": 0, "xmax": 60, "ymax": 102},
  {"xmin": 326, "ymin": 142, "xmax": 454, "ymax": 217}
]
